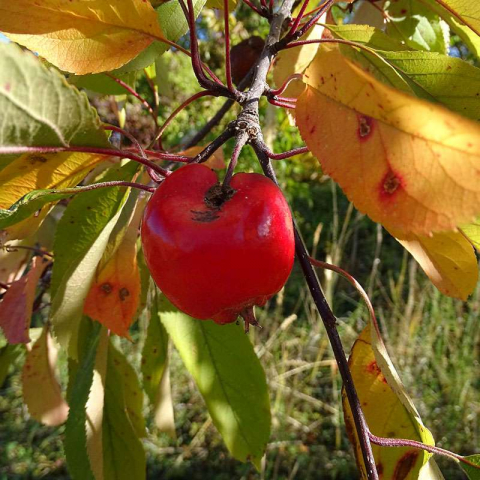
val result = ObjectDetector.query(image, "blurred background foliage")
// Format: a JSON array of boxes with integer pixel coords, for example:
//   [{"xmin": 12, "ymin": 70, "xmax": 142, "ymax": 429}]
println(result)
[{"xmin": 1, "ymin": 1, "xmax": 479, "ymax": 479}]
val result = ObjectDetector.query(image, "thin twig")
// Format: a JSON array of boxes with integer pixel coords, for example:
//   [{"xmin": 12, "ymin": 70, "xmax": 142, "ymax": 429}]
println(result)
[
  {"xmin": 105, "ymin": 73, "xmax": 157, "ymax": 123},
  {"xmin": 0, "ymin": 146, "xmax": 170, "ymax": 177},
  {"xmin": 369, "ymin": 432, "xmax": 480, "ymax": 470},
  {"xmin": 152, "ymin": 91, "xmax": 216, "ymax": 148},
  {"xmin": 224, "ymin": 0, "xmax": 235, "ymax": 92}
]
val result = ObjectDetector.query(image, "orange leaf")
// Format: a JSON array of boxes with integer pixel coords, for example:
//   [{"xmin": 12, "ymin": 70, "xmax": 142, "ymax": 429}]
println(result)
[
  {"xmin": 296, "ymin": 45, "xmax": 480, "ymax": 236},
  {"xmin": 395, "ymin": 230, "xmax": 478, "ymax": 300},
  {"xmin": 0, "ymin": 0, "xmax": 165, "ymax": 74},
  {"xmin": 180, "ymin": 146, "xmax": 226, "ymax": 170},
  {"xmin": 22, "ymin": 325, "xmax": 69, "ymax": 426},
  {"xmin": 0, "ymin": 256, "xmax": 49, "ymax": 344},
  {"xmin": 83, "ymin": 202, "xmax": 142, "ymax": 337}
]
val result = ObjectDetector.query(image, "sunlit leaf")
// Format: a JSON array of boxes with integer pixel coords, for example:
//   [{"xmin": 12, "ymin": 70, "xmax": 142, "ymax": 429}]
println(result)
[
  {"xmin": 429, "ymin": 0, "xmax": 480, "ymax": 36},
  {"xmin": 22, "ymin": 325, "xmax": 69, "ymax": 426},
  {"xmin": 83, "ymin": 197, "xmax": 144, "ymax": 338},
  {"xmin": 0, "ymin": 152, "xmax": 106, "ymax": 239},
  {"xmin": 344, "ymin": 322, "xmax": 438, "ymax": 479},
  {"xmin": 50, "ymin": 162, "xmax": 138, "ymax": 358},
  {"xmin": 395, "ymin": 230, "xmax": 478, "ymax": 300},
  {"xmin": 0, "ymin": 257, "xmax": 49, "ymax": 344},
  {"xmin": 0, "ymin": 42, "xmax": 109, "ymax": 150},
  {"xmin": 297, "ymin": 45, "xmax": 480, "ymax": 236},
  {"xmin": 103, "ymin": 341, "xmax": 146, "ymax": 480},
  {"xmin": 160, "ymin": 298, "xmax": 270, "ymax": 468},
  {"xmin": 460, "ymin": 219, "xmax": 480, "ymax": 251},
  {"xmin": 327, "ymin": 24, "xmax": 410, "ymax": 51},
  {"xmin": 384, "ymin": 0, "xmax": 448, "ymax": 53},
  {"xmin": 65, "ymin": 320, "xmax": 102, "ymax": 480},
  {"xmin": 329, "ymin": 26, "xmax": 480, "ymax": 121},
  {"xmin": 0, "ymin": 184, "xmax": 121, "ymax": 233},
  {"xmin": 0, "ymin": 0, "xmax": 166, "ymax": 74},
  {"xmin": 114, "ymin": 0, "xmax": 206, "ymax": 74},
  {"xmin": 418, "ymin": 0, "xmax": 480, "ymax": 57},
  {"xmin": 273, "ymin": 24, "xmax": 325, "ymax": 100}
]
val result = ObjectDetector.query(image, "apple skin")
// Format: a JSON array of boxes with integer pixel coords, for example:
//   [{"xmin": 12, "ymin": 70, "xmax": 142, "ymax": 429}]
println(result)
[{"xmin": 141, "ymin": 163, "xmax": 295, "ymax": 324}]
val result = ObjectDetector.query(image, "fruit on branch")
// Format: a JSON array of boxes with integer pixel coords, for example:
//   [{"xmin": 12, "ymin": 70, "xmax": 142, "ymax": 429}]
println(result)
[
  {"xmin": 230, "ymin": 36, "xmax": 265, "ymax": 85},
  {"xmin": 141, "ymin": 163, "xmax": 295, "ymax": 330}
]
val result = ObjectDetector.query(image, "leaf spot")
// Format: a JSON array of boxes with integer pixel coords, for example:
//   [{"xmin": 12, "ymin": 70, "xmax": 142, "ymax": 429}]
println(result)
[
  {"xmin": 101, "ymin": 283, "xmax": 113, "ymax": 294},
  {"xmin": 393, "ymin": 451, "xmax": 419, "ymax": 480},
  {"xmin": 357, "ymin": 114, "xmax": 374, "ymax": 141},
  {"xmin": 119, "ymin": 287, "xmax": 130, "ymax": 301}
]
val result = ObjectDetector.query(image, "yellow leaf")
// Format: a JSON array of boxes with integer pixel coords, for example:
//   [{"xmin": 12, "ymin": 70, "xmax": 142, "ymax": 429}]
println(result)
[
  {"xmin": 22, "ymin": 325, "xmax": 69, "ymax": 426},
  {"xmin": 296, "ymin": 45, "xmax": 480, "ymax": 236},
  {"xmin": 0, "ymin": 152, "xmax": 106, "ymax": 240},
  {"xmin": 344, "ymin": 322, "xmax": 436, "ymax": 479},
  {"xmin": 180, "ymin": 145, "xmax": 226, "ymax": 170},
  {"xmin": 460, "ymin": 218, "xmax": 480, "ymax": 251},
  {"xmin": 0, "ymin": 0, "xmax": 165, "ymax": 74},
  {"xmin": 0, "ymin": 256, "xmax": 49, "ymax": 344},
  {"xmin": 83, "ymin": 200, "xmax": 142, "ymax": 337},
  {"xmin": 395, "ymin": 230, "xmax": 478, "ymax": 300},
  {"xmin": 273, "ymin": 24, "xmax": 325, "ymax": 100},
  {"xmin": 434, "ymin": 0, "xmax": 480, "ymax": 35}
]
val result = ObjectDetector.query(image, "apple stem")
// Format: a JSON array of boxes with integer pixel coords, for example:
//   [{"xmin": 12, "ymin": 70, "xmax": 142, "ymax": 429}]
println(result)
[
  {"xmin": 240, "ymin": 306, "xmax": 262, "ymax": 333},
  {"xmin": 223, "ymin": 132, "xmax": 248, "ymax": 189}
]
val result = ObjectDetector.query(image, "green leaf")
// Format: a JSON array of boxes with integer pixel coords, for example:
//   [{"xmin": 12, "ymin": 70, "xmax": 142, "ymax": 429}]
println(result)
[
  {"xmin": 327, "ymin": 24, "xmax": 411, "ymax": 51},
  {"xmin": 0, "ymin": 343, "xmax": 24, "ymax": 388},
  {"xmin": 462, "ymin": 455, "xmax": 480, "ymax": 479},
  {"xmin": 0, "ymin": 42, "xmax": 109, "ymax": 151},
  {"xmin": 69, "ymin": 71, "xmax": 138, "ymax": 96},
  {"xmin": 0, "ymin": 184, "xmax": 127, "ymax": 231},
  {"xmin": 64, "ymin": 321, "xmax": 102, "ymax": 480},
  {"xmin": 159, "ymin": 297, "xmax": 270, "ymax": 468},
  {"xmin": 109, "ymin": 344, "xmax": 146, "ymax": 438},
  {"xmin": 103, "ymin": 341, "xmax": 146, "ymax": 480},
  {"xmin": 50, "ymin": 162, "xmax": 139, "ymax": 358},
  {"xmin": 330, "ymin": 29, "xmax": 480, "ymax": 120},
  {"xmin": 141, "ymin": 288, "xmax": 169, "ymax": 404},
  {"xmin": 115, "ymin": 0, "xmax": 206, "ymax": 73},
  {"xmin": 418, "ymin": 0, "xmax": 480, "ymax": 57},
  {"xmin": 384, "ymin": 0, "xmax": 448, "ymax": 53},
  {"xmin": 461, "ymin": 220, "xmax": 480, "ymax": 251}
]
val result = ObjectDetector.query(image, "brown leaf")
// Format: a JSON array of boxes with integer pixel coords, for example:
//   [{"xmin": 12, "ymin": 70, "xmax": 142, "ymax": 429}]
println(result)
[
  {"xmin": 0, "ymin": 256, "xmax": 49, "ymax": 344},
  {"xmin": 22, "ymin": 325, "xmax": 69, "ymax": 426}
]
